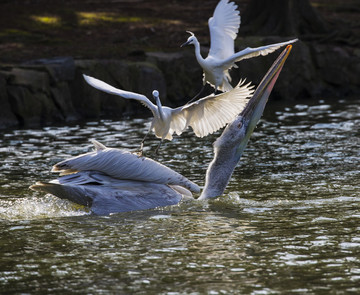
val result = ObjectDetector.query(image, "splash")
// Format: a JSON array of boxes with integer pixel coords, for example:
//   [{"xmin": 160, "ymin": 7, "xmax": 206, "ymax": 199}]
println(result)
[{"xmin": 0, "ymin": 194, "xmax": 89, "ymax": 221}]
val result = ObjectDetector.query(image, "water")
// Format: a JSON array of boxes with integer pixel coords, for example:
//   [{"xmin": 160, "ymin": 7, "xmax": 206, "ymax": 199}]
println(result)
[{"xmin": 0, "ymin": 98, "xmax": 359, "ymax": 294}]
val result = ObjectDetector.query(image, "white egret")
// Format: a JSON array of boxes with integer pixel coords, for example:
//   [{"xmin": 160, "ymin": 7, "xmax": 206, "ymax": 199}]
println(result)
[
  {"xmin": 181, "ymin": 0, "xmax": 297, "ymax": 93},
  {"xmin": 30, "ymin": 45, "xmax": 292, "ymax": 215},
  {"xmin": 83, "ymin": 74, "xmax": 254, "ymax": 153}
]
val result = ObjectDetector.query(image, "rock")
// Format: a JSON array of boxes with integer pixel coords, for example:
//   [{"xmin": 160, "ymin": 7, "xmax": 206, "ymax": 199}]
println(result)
[
  {"xmin": 147, "ymin": 51, "xmax": 204, "ymax": 104},
  {"xmin": 8, "ymin": 68, "xmax": 50, "ymax": 92},
  {"xmin": 23, "ymin": 56, "xmax": 75, "ymax": 82},
  {"xmin": 0, "ymin": 72, "xmax": 18, "ymax": 128},
  {"xmin": 0, "ymin": 41, "xmax": 359, "ymax": 130},
  {"xmin": 315, "ymin": 45, "xmax": 352, "ymax": 88},
  {"xmin": 50, "ymin": 82, "xmax": 79, "ymax": 122},
  {"xmin": 7, "ymin": 85, "xmax": 63, "ymax": 127}
]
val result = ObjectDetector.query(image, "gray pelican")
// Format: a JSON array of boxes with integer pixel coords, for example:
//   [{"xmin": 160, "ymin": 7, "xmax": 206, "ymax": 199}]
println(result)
[
  {"xmin": 83, "ymin": 74, "xmax": 253, "ymax": 153},
  {"xmin": 30, "ymin": 45, "xmax": 292, "ymax": 215},
  {"xmin": 181, "ymin": 0, "xmax": 297, "ymax": 93}
]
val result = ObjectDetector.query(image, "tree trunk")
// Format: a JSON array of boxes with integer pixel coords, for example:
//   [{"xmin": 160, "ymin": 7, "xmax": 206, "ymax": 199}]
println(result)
[{"xmin": 241, "ymin": 0, "xmax": 329, "ymax": 36}]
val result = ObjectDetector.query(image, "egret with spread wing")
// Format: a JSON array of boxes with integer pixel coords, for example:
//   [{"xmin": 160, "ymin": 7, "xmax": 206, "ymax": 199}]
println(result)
[
  {"xmin": 31, "ymin": 45, "xmax": 292, "ymax": 215},
  {"xmin": 181, "ymin": 0, "xmax": 297, "ymax": 93},
  {"xmin": 83, "ymin": 74, "xmax": 254, "ymax": 153}
]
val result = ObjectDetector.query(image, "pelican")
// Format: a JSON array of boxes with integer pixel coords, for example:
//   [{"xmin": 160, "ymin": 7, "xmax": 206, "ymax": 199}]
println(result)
[
  {"xmin": 30, "ymin": 140, "xmax": 199, "ymax": 215},
  {"xmin": 30, "ymin": 45, "xmax": 292, "ymax": 215},
  {"xmin": 83, "ymin": 74, "xmax": 254, "ymax": 153},
  {"xmin": 181, "ymin": 0, "xmax": 297, "ymax": 93}
]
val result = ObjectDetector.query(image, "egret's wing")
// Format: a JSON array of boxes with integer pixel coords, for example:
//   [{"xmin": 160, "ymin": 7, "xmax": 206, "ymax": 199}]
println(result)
[
  {"xmin": 178, "ymin": 81, "xmax": 254, "ymax": 137},
  {"xmin": 208, "ymin": 0, "xmax": 240, "ymax": 60},
  {"xmin": 168, "ymin": 110, "xmax": 188, "ymax": 136},
  {"xmin": 230, "ymin": 39, "xmax": 298, "ymax": 63},
  {"xmin": 83, "ymin": 74, "xmax": 157, "ymax": 113},
  {"xmin": 52, "ymin": 141, "xmax": 200, "ymax": 193}
]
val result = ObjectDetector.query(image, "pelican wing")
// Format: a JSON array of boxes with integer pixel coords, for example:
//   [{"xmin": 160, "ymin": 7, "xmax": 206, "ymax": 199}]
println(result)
[
  {"xmin": 83, "ymin": 74, "xmax": 157, "ymax": 113},
  {"xmin": 208, "ymin": 0, "xmax": 240, "ymax": 60},
  {"xmin": 52, "ymin": 140, "xmax": 200, "ymax": 193},
  {"xmin": 229, "ymin": 39, "xmax": 298, "ymax": 64},
  {"xmin": 174, "ymin": 81, "xmax": 254, "ymax": 138},
  {"xmin": 30, "ymin": 175, "xmax": 185, "ymax": 215}
]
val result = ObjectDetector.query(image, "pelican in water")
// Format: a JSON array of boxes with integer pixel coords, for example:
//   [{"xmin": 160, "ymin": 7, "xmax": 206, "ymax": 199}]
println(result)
[
  {"xmin": 83, "ymin": 74, "xmax": 254, "ymax": 153},
  {"xmin": 181, "ymin": 0, "xmax": 297, "ymax": 93},
  {"xmin": 30, "ymin": 45, "xmax": 292, "ymax": 215}
]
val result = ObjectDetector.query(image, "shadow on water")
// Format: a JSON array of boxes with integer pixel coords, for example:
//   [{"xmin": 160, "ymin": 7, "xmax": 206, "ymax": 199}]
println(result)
[{"xmin": 0, "ymin": 97, "xmax": 359, "ymax": 294}]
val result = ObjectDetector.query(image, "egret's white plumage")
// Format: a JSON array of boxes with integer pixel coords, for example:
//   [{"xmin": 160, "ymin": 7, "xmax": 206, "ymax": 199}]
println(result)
[
  {"xmin": 181, "ymin": 0, "xmax": 297, "ymax": 92},
  {"xmin": 83, "ymin": 74, "xmax": 254, "ymax": 141},
  {"xmin": 30, "ymin": 45, "xmax": 292, "ymax": 215}
]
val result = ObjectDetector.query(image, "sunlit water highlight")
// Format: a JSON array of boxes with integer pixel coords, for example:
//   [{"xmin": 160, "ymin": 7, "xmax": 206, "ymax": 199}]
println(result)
[{"xmin": 0, "ymin": 98, "xmax": 359, "ymax": 294}]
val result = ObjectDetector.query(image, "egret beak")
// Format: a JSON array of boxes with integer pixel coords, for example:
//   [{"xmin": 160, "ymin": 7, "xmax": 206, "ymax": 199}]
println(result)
[{"xmin": 180, "ymin": 40, "xmax": 191, "ymax": 48}]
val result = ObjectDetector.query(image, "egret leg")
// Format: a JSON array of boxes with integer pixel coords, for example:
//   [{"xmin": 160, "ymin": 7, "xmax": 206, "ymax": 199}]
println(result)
[
  {"xmin": 140, "ymin": 131, "xmax": 149, "ymax": 151},
  {"xmin": 186, "ymin": 85, "xmax": 205, "ymax": 104},
  {"xmin": 133, "ymin": 130, "xmax": 150, "ymax": 157},
  {"xmin": 213, "ymin": 87, "xmax": 224, "ymax": 96},
  {"xmin": 154, "ymin": 139, "xmax": 163, "ymax": 155}
]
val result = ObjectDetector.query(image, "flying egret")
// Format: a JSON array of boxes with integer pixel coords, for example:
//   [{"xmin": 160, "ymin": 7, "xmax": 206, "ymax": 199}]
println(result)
[
  {"xmin": 30, "ymin": 45, "xmax": 292, "ymax": 215},
  {"xmin": 181, "ymin": 0, "xmax": 297, "ymax": 94},
  {"xmin": 83, "ymin": 74, "xmax": 254, "ymax": 153}
]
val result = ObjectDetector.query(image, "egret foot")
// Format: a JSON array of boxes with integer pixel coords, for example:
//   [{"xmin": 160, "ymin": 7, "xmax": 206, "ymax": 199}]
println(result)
[
  {"xmin": 131, "ymin": 147, "xmax": 144, "ymax": 157},
  {"xmin": 132, "ymin": 132, "xmax": 150, "ymax": 157}
]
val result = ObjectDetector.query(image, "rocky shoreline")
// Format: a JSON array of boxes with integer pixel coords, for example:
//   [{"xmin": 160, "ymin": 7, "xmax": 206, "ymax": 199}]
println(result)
[{"xmin": 1, "ymin": 37, "xmax": 359, "ymax": 129}]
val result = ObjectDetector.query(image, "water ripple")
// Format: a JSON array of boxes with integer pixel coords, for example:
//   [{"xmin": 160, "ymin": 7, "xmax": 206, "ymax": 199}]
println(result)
[{"xmin": 0, "ymin": 98, "xmax": 359, "ymax": 294}]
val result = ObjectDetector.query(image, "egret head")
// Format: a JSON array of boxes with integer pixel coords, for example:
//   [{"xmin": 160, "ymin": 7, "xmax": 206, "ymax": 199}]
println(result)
[
  {"xmin": 152, "ymin": 90, "xmax": 162, "ymax": 106},
  {"xmin": 152, "ymin": 90, "xmax": 159, "ymax": 99},
  {"xmin": 152, "ymin": 90, "xmax": 164, "ymax": 120},
  {"xmin": 181, "ymin": 31, "xmax": 197, "ymax": 47}
]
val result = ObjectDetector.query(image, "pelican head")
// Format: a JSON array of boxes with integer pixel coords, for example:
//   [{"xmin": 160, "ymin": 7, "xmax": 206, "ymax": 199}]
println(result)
[
  {"xmin": 199, "ymin": 45, "xmax": 293, "ymax": 200},
  {"xmin": 181, "ymin": 31, "xmax": 197, "ymax": 47}
]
